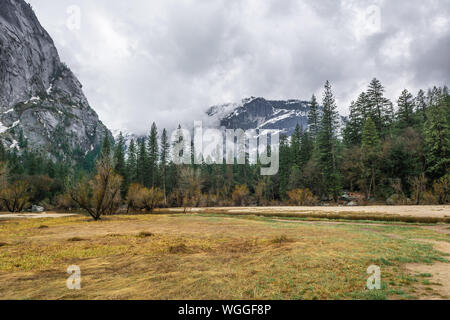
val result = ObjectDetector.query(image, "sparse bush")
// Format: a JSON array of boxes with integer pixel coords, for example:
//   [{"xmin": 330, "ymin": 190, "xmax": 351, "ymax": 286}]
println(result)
[
  {"xmin": 433, "ymin": 176, "xmax": 449, "ymax": 204},
  {"xmin": 286, "ymin": 188, "xmax": 318, "ymax": 206},
  {"xmin": 126, "ymin": 184, "xmax": 164, "ymax": 213},
  {"xmin": 421, "ymin": 192, "xmax": 438, "ymax": 205},
  {"xmin": 55, "ymin": 193, "xmax": 77, "ymax": 210},
  {"xmin": 126, "ymin": 183, "xmax": 146, "ymax": 213},
  {"xmin": 232, "ymin": 185, "xmax": 250, "ymax": 206},
  {"xmin": 411, "ymin": 174, "xmax": 427, "ymax": 205},
  {"xmin": 178, "ymin": 167, "xmax": 203, "ymax": 212},
  {"xmin": 0, "ymin": 180, "xmax": 31, "ymax": 212},
  {"xmin": 141, "ymin": 187, "xmax": 164, "ymax": 212}
]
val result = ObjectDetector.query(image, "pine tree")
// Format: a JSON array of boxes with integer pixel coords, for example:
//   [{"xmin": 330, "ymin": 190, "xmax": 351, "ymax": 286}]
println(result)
[
  {"xmin": 160, "ymin": 128, "xmax": 170, "ymax": 203},
  {"xmin": 278, "ymin": 135, "xmax": 290, "ymax": 199},
  {"xmin": 361, "ymin": 118, "xmax": 381, "ymax": 199},
  {"xmin": 356, "ymin": 92, "xmax": 370, "ymax": 119},
  {"xmin": 137, "ymin": 137, "xmax": 149, "ymax": 186},
  {"xmin": 366, "ymin": 78, "xmax": 392, "ymax": 135},
  {"xmin": 317, "ymin": 80, "xmax": 341, "ymax": 201},
  {"xmin": 114, "ymin": 133, "xmax": 126, "ymax": 175},
  {"xmin": 100, "ymin": 135, "xmax": 112, "ymax": 160},
  {"xmin": 290, "ymin": 124, "xmax": 302, "ymax": 167},
  {"xmin": 114, "ymin": 132, "xmax": 127, "ymax": 195},
  {"xmin": 396, "ymin": 89, "xmax": 415, "ymax": 129},
  {"xmin": 0, "ymin": 142, "xmax": 6, "ymax": 162},
  {"xmin": 127, "ymin": 139, "xmax": 138, "ymax": 184},
  {"xmin": 415, "ymin": 89, "xmax": 427, "ymax": 122},
  {"xmin": 308, "ymin": 94, "xmax": 320, "ymax": 139},
  {"xmin": 396, "ymin": 89, "xmax": 414, "ymax": 128},
  {"xmin": 287, "ymin": 165, "xmax": 302, "ymax": 190},
  {"xmin": 299, "ymin": 129, "xmax": 313, "ymax": 167},
  {"xmin": 343, "ymin": 100, "xmax": 364, "ymax": 146},
  {"xmin": 424, "ymin": 93, "xmax": 449, "ymax": 181},
  {"xmin": 147, "ymin": 122, "xmax": 159, "ymax": 187}
]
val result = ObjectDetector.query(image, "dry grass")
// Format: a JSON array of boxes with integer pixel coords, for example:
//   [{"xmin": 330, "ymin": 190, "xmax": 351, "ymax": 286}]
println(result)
[
  {"xmin": 158, "ymin": 206, "xmax": 450, "ymax": 223},
  {"xmin": 0, "ymin": 214, "xmax": 448, "ymax": 300}
]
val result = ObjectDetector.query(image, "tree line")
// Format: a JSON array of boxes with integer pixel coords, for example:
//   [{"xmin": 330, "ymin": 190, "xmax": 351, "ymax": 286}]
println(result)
[{"xmin": 0, "ymin": 78, "xmax": 448, "ymax": 217}]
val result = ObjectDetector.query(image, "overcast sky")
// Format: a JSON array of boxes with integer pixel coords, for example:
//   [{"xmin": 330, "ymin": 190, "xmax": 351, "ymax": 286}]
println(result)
[{"xmin": 27, "ymin": 0, "xmax": 450, "ymax": 135}]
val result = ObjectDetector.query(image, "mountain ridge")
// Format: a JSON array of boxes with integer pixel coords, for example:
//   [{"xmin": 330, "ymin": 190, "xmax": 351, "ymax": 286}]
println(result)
[{"xmin": 0, "ymin": 0, "xmax": 110, "ymax": 160}]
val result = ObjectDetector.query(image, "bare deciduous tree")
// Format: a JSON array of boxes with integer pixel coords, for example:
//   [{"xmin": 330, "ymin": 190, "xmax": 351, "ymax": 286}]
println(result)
[
  {"xmin": 0, "ymin": 180, "xmax": 30, "ymax": 212},
  {"xmin": 179, "ymin": 167, "xmax": 202, "ymax": 212},
  {"xmin": 69, "ymin": 157, "xmax": 122, "ymax": 220}
]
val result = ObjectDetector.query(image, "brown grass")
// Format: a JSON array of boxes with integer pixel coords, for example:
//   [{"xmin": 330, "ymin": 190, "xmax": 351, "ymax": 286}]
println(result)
[{"xmin": 0, "ymin": 214, "xmax": 448, "ymax": 300}]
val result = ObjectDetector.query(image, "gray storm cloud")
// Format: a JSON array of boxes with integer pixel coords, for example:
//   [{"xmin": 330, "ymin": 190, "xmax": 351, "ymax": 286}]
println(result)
[{"xmin": 27, "ymin": 0, "xmax": 450, "ymax": 135}]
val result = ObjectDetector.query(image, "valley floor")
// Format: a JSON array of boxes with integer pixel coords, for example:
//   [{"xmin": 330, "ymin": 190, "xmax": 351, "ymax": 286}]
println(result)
[{"xmin": 0, "ymin": 212, "xmax": 448, "ymax": 300}]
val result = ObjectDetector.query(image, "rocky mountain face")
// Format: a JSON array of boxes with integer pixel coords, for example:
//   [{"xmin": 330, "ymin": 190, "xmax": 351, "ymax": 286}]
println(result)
[
  {"xmin": 0, "ymin": 0, "xmax": 110, "ymax": 159},
  {"xmin": 207, "ymin": 97, "xmax": 312, "ymax": 136}
]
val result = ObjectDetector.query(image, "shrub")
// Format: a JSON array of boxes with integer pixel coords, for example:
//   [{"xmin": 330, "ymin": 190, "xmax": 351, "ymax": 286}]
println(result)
[
  {"xmin": 141, "ymin": 187, "xmax": 164, "ymax": 212},
  {"xmin": 433, "ymin": 176, "xmax": 449, "ymax": 204},
  {"xmin": 126, "ymin": 184, "xmax": 164, "ymax": 213},
  {"xmin": 286, "ymin": 188, "xmax": 318, "ymax": 206},
  {"xmin": 0, "ymin": 180, "xmax": 31, "ymax": 212},
  {"xmin": 55, "ymin": 193, "xmax": 77, "ymax": 210},
  {"xmin": 126, "ymin": 183, "xmax": 146, "ymax": 212},
  {"xmin": 421, "ymin": 192, "xmax": 438, "ymax": 205},
  {"xmin": 232, "ymin": 185, "xmax": 250, "ymax": 206}
]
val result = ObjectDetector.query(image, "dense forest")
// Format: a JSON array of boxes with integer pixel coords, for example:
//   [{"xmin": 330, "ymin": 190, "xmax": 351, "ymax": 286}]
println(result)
[{"xmin": 0, "ymin": 78, "xmax": 448, "ymax": 216}]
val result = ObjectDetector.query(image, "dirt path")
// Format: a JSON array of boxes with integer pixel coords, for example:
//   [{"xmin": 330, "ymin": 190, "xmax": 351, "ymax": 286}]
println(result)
[
  {"xmin": 404, "ymin": 240, "xmax": 450, "ymax": 300},
  {"xmin": 0, "ymin": 212, "xmax": 78, "ymax": 220}
]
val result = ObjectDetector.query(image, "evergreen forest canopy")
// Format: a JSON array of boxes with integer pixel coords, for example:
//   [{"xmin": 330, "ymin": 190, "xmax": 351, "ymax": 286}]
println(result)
[{"xmin": 0, "ymin": 78, "xmax": 448, "ymax": 218}]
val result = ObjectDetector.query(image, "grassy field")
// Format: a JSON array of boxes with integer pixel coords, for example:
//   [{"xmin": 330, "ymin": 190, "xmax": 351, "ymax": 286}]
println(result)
[{"xmin": 0, "ymin": 212, "xmax": 449, "ymax": 300}]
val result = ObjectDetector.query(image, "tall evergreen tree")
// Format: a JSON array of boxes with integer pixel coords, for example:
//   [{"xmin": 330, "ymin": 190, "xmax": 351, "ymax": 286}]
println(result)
[
  {"xmin": 361, "ymin": 118, "xmax": 381, "ymax": 199},
  {"xmin": 148, "ymin": 122, "xmax": 159, "ymax": 187},
  {"xmin": 415, "ymin": 89, "xmax": 427, "ymax": 122},
  {"xmin": 308, "ymin": 94, "xmax": 320, "ymax": 139},
  {"xmin": 137, "ymin": 137, "xmax": 149, "ymax": 186},
  {"xmin": 366, "ymin": 78, "xmax": 392, "ymax": 135},
  {"xmin": 160, "ymin": 128, "xmax": 170, "ymax": 203},
  {"xmin": 114, "ymin": 133, "xmax": 126, "ymax": 175},
  {"xmin": 100, "ymin": 135, "xmax": 112, "ymax": 160},
  {"xmin": 424, "ymin": 94, "xmax": 449, "ymax": 181},
  {"xmin": 290, "ymin": 124, "xmax": 302, "ymax": 167},
  {"xmin": 343, "ymin": 100, "xmax": 364, "ymax": 146},
  {"xmin": 126, "ymin": 139, "xmax": 138, "ymax": 184},
  {"xmin": 0, "ymin": 142, "xmax": 6, "ymax": 162},
  {"xmin": 396, "ymin": 89, "xmax": 415, "ymax": 129},
  {"xmin": 114, "ymin": 132, "xmax": 127, "ymax": 195},
  {"xmin": 299, "ymin": 129, "xmax": 313, "ymax": 167},
  {"xmin": 317, "ymin": 80, "xmax": 341, "ymax": 201},
  {"xmin": 278, "ymin": 135, "xmax": 290, "ymax": 199}
]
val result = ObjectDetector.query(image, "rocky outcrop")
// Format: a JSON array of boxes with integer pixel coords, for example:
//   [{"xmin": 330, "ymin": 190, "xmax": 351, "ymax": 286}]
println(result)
[{"xmin": 0, "ymin": 0, "xmax": 110, "ymax": 159}]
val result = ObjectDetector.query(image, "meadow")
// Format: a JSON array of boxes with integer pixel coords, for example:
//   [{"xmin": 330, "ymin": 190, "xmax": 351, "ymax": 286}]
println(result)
[{"xmin": 0, "ymin": 211, "xmax": 449, "ymax": 300}]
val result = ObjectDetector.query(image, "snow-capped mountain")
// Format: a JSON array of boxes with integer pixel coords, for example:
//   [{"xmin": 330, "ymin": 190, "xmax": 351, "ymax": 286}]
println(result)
[{"xmin": 207, "ymin": 97, "xmax": 312, "ymax": 136}]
